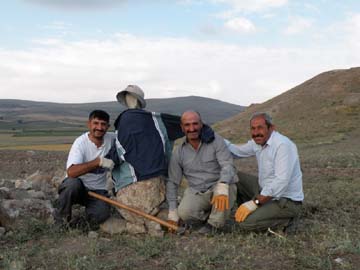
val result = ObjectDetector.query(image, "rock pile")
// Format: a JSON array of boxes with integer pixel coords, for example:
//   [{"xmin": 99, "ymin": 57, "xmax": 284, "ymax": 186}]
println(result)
[{"xmin": 0, "ymin": 169, "xmax": 66, "ymax": 233}]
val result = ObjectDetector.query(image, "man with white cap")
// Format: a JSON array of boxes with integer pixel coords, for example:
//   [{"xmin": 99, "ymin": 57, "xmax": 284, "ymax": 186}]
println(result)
[{"xmin": 109, "ymin": 85, "xmax": 184, "ymax": 234}]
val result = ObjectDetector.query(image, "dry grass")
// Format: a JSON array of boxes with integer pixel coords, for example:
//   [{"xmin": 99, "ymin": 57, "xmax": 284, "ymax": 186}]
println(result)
[{"xmin": 0, "ymin": 144, "xmax": 71, "ymax": 151}]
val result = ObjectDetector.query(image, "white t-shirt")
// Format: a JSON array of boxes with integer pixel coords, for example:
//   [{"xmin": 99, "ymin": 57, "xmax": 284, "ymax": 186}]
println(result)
[{"xmin": 66, "ymin": 132, "xmax": 116, "ymax": 190}]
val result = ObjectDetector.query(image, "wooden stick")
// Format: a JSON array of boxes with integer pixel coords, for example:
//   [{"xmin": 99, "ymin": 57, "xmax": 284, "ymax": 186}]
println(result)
[{"xmin": 88, "ymin": 191, "xmax": 179, "ymax": 232}]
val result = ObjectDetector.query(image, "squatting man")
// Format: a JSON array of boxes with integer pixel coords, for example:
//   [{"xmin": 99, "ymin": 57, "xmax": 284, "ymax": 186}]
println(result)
[
  {"xmin": 54, "ymin": 110, "xmax": 115, "ymax": 228},
  {"xmin": 166, "ymin": 110, "xmax": 238, "ymax": 234},
  {"xmin": 227, "ymin": 112, "xmax": 304, "ymax": 232}
]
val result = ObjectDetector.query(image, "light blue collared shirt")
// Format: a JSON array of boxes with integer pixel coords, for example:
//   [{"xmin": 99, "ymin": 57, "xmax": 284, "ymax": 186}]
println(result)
[{"xmin": 226, "ymin": 131, "xmax": 304, "ymax": 201}]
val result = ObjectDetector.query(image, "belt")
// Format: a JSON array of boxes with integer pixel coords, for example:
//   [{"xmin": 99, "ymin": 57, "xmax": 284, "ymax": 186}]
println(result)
[{"xmin": 284, "ymin": 197, "xmax": 302, "ymax": 205}]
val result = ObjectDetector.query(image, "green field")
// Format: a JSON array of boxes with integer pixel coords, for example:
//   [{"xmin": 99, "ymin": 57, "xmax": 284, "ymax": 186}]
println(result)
[{"xmin": 0, "ymin": 132, "xmax": 77, "ymax": 151}]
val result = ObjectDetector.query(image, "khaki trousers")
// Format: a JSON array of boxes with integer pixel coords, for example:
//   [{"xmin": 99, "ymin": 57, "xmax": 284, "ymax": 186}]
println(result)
[
  {"xmin": 236, "ymin": 171, "xmax": 302, "ymax": 231},
  {"xmin": 178, "ymin": 183, "xmax": 237, "ymax": 228}
]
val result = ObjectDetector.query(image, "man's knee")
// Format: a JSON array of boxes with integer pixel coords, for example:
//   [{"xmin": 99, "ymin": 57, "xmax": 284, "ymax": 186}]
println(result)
[
  {"xmin": 177, "ymin": 203, "xmax": 193, "ymax": 221},
  {"xmin": 59, "ymin": 177, "xmax": 84, "ymax": 194},
  {"xmin": 87, "ymin": 204, "xmax": 110, "ymax": 224}
]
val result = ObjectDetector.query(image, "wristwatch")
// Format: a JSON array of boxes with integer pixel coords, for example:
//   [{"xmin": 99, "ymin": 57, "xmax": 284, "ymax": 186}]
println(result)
[{"xmin": 254, "ymin": 199, "xmax": 260, "ymax": 206}]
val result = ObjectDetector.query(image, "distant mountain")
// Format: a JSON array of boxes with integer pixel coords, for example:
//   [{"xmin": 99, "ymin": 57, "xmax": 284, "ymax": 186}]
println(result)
[
  {"xmin": 215, "ymin": 67, "xmax": 360, "ymax": 149},
  {"xmin": 0, "ymin": 96, "xmax": 245, "ymax": 131}
]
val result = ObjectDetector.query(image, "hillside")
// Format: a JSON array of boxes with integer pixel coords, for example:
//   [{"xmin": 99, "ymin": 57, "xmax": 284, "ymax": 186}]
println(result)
[
  {"xmin": 214, "ymin": 67, "xmax": 360, "ymax": 170},
  {"xmin": 215, "ymin": 67, "xmax": 360, "ymax": 145},
  {"xmin": 0, "ymin": 96, "xmax": 244, "ymax": 131}
]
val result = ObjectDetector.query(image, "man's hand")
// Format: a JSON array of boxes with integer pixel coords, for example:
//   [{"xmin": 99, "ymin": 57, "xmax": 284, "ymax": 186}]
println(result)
[
  {"xmin": 167, "ymin": 209, "xmax": 179, "ymax": 233},
  {"xmin": 235, "ymin": 200, "xmax": 258, "ymax": 222},
  {"xmin": 99, "ymin": 157, "xmax": 115, "ymax": 170},
  {"xmin": 210, "ymin": 182, "xmax": 229, "ymax": 212}
]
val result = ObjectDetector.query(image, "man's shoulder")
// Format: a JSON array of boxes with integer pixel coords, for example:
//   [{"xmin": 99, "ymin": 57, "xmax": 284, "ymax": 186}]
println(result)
[
  {"xmin": 73, "ymin": 132, "xmax": 89, "ymax": 144},
  {"xmin": 271, "ymin": 131, "xmax": 296, "ymax": 148}
]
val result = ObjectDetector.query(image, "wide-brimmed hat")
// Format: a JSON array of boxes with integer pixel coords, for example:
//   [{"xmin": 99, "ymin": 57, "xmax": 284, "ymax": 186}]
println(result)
[{"xmin": 116, "ymin": 85, "xmax": 146, "ymax": 109}]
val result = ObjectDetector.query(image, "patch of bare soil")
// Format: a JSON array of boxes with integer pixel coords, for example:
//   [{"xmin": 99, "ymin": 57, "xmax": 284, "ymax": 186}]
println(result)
[{"xmin": 0, "ymin": 150, "xmax": 67, "ymax": 179}]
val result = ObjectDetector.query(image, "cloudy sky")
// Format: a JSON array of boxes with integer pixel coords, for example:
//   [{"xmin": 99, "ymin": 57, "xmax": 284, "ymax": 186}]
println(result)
[{"xmin": 1, "ymin": 0, "xmax": 360, "ymax": 106}]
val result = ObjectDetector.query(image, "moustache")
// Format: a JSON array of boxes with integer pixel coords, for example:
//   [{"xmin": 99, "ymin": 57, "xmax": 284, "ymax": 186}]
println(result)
[{"xmin": 252, "ymin": 134, "xmax": 264, "ymax": 139}]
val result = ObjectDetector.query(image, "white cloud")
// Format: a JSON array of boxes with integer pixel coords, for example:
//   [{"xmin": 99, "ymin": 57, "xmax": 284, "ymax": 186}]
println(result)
[
  {"xmin": 224, "ymin": 17, "xmax": 256, "ymax": 33},
  {"xmin": 0, "ymin": 32, "xmax": 359, "ymax": 106},
  {"xmin": 23, "ymin": 0, "xmax": 127, "ymax": 10},
  {"xmin": 212, "ymin": 0, "xmax": 288, "ymax": 13},
  {"xmin": 284, "ymin": 17, "xmax": 313, "ymax": 35}
]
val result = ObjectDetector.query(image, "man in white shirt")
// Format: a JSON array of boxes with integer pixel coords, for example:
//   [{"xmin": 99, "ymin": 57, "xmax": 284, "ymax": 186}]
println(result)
[
  {"xmin": 226, "ymin": 112, "xmax": 304, "ymax": 231},
  {"xmin": 54, "ymin": 110, "xmax": 116, "ymax": 229}
]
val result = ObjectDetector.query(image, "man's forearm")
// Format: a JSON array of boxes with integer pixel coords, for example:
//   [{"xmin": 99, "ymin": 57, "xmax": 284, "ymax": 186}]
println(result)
[
  {"xmin": 166, "ymin": 180, "xmax": 179, "ymax": 210},
  {"xmin": 67, "ymin": 158, "xmax": 100, "ymax": 178},
  {"xmin": 255, "ymin": 194, "xmax": 273, "ymax": 205}
]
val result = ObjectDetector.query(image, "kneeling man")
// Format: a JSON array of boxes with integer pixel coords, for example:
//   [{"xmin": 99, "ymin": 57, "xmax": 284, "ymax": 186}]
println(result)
[
  {"xmin": 167, "ymin": 111, "xmax": 238, "ymax": 233},
  {"xmin": 227, "ymin": 112, "xmax": 304, "ymax": 232}
]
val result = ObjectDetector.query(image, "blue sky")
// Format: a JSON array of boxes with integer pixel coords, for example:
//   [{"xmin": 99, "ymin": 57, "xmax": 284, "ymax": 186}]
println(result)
[{"xmin": 1, "ymin": 0, "xmax": 360, "ymax": 105}]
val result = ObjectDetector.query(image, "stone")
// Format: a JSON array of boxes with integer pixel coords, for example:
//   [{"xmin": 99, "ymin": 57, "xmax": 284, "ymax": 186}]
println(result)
[
  {"xmin": 27, "ymin": 170, "xmax": 59, "ymax": 196},
  {"xmin": 0, "ymin": 199, "xmax": 54, "ymax": 230},
  {"xmin": 27, "ymin": 190, "xmax": 46, "ymax": 200},
  {"xmin": 0, "ymin": 226, "xmax": 5, "ymax": 236},
  {"xmin": 146, "ymin": 220, "xmax": 164, "ymax": 237},
  {"xmin": 115, "ymin": 177, "xmax": 165, "ymax": 225},
  {"xmin": 14, "ymin": 180, "xmax": 32, "ymax": 190},
  {"xmin": 0, "ymin": 187, "xmax": 11, "ymax": 200},
  {"xmin": 50, "ymin": 169, "xmax": 67, "ymax": 190},
  {"xmin": 100, "ymin": 217, "xmax": 127, "ymax": 235},
  {"xmin": 88, "ymin": 231, "xmax": 98, "ymax": 239},
  {"xmin": 125, "ymin": 222, "xmax": 146, "ymax": 234}
]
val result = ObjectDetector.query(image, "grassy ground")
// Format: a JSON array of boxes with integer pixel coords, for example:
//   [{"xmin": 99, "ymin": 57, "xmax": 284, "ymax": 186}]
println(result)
[{"xmin": 1, "ymin": 144, "xmax": 359, "ymax": 270}]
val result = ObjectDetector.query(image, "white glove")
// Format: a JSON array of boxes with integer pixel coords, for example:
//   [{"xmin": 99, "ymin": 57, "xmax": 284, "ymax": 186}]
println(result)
[
  {"xmin": 99, "ymin": 157, "xmax": 115, "ymax": 170},
  {"xmin": 168, "ymin": 209, "xmax": 179, "ymax": 222},
  {"xmin": 213, "ymin": 182, "xmax": 229, "ymax": 196}
]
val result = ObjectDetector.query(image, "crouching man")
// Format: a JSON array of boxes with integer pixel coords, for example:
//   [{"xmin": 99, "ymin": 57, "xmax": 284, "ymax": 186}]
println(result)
[
  {"xmin": 166, "ymin": 111, "xmax": 238, "ymax": 234},
  {"xmin": 227, "ymin": 112, "xmax": 304, "ymax": 232},
  {"xmin": 54, "ymin": 110, "xmax": 115, "ymax": 228}
]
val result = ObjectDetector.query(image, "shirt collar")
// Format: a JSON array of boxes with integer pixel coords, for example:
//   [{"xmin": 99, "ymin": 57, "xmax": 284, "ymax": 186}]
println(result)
[{"xmin": 263, "ymin": 130, "xmax": 276, "ymax": 148}]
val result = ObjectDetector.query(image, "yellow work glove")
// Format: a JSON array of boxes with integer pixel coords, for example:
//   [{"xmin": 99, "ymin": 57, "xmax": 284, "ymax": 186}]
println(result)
[
  {"xmin": 210, "ymin": 182, "xmax": 229, "ymax": 212},
  {"xmin": 235, "ymin": 200, "xmax": 258, "ymax": 222},
  {"xmin": 167, "ymin": 209, "xmax": 179, "ymax": 233}
]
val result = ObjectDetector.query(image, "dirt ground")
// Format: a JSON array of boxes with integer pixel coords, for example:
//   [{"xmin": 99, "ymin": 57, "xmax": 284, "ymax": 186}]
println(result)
[{"xmin": 0, "ymin": 150, "xmax": 67, "ymax": 180}]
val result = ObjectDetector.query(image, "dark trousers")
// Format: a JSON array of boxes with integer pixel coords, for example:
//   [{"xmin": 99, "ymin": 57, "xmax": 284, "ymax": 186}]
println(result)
[
  {"xmin": 55, "ymin": 177, "xmax": 110, "ymax": 225},
  {"xmin": 235, "ymin": 171, "xmax": 302, "ymax": 231}
]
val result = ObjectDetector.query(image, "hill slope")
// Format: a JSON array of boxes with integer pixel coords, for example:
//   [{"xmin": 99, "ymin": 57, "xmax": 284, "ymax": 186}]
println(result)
[
  {"xmin": 0, "ymin": 96, "xmax": 244, "ymax": 131},
  {"xmin": 215, "ymin": 67, "xmax": 360, "ymax": 144},
  {"xmin": 215, "ymin": 67, "xmax": 360, "ymax": 169}
]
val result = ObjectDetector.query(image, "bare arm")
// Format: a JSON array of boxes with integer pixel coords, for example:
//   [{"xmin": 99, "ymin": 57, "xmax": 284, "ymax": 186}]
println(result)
[{"xmin": 67, "ymin": 157, "xmax": 101, "ymax": 178}]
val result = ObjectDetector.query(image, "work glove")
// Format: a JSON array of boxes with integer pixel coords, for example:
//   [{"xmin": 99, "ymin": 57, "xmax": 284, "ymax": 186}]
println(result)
[
  {"xmin": 235, "ymin": 200, "xmax": 258, "ymax": 222},
  {"xmin": 99, "ymin": 157, "xmax": 115, "ymax": 170},
  {"xmin": 167, "ymin": 209, "xmax": 179, "ymax": 233},
  {"xmin": 210, "ymin": 182, "xmax": 229, "ymax": 212}
]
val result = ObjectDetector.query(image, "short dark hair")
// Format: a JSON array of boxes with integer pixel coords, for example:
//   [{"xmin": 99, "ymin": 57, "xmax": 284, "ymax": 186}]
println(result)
[{"xmin": 88, "ymin": 110, "xmax": 110, "ymax": 123}]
